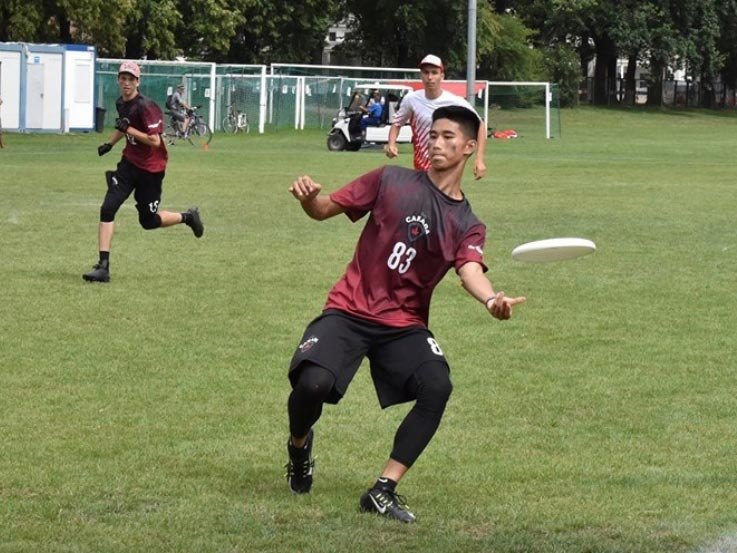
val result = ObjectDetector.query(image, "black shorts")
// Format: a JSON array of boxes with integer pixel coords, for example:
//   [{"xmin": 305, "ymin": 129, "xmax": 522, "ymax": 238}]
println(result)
[
  {"xmin": 102, "ymin": 158, "xmax": 165, "ymax": 218},
  {"xmin": 289, "ymin": 309, "xmax": 450, "ymax": 408}
]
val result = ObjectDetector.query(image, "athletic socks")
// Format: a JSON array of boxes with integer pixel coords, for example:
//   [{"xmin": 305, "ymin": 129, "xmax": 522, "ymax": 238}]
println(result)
[
  {"xmin": 99, "ymin": 251, "xmax": 110, "ymax": 265},
  {"xmin": 181, "ymin": 211, "xmax": 192, "ymax": 224},
  {"xmin": 372, "ymin": 477, "xmax": 398, "ymax": 493}
]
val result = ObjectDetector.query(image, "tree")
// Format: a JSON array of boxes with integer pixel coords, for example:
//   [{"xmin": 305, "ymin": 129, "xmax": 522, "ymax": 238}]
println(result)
[
  {"xmin": 716, "ymin": 0, "xmax": 737, "ymax": 104},
  {"xmin": 178, "ymin": 0, "xmax": 245, "ymax": 61},
  {"xmin": 339, "ymin": 0, "xmax": 541, "ymax": 82},
  {"xmin": 124, "ymin": 0, "xmax": 181, "ymax": 60},
  {"xmin": 227, "ymin": 0, "xmax": 341, "ymax": 64},
  {"xmin": 0, "ymin": 0, "xmax": 44, "ymax": 42}
]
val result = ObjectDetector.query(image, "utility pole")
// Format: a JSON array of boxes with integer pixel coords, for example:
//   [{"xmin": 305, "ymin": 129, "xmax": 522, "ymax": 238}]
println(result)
[{"xmin": 466, "ymin": 0, "xmax": 477, "ymax": 104}]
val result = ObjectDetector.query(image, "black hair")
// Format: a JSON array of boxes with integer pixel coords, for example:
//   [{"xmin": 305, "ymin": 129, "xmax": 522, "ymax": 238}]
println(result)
[{"xmin": 432, "ymin": 105, "xmax": 480, "ymax": 139}]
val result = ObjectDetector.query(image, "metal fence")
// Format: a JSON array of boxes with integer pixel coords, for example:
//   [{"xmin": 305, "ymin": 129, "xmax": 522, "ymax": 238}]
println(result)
[
  {"xmin": 96, "ymin": 59, "xmax": 558, "ymax": 138},
  {"xmin": 579, "ymin": 77, "xmax": 737, "ymax": 108}
]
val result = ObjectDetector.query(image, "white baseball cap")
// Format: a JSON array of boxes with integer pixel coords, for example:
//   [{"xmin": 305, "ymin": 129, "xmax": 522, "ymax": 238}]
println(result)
[{"xmin": 419, "ymin": 54, "xmax": 444, "ymax": 70}]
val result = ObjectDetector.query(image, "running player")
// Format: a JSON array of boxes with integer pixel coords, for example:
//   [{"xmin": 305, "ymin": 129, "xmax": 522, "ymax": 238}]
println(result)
[
  {"xmin": 84, "ymin": 61, "xmax": 203, "ymax": 283},
  {"xmin": 385, "ymin": 54, "xmax": 487, "ymax": 180},
  {"xmin": 285, "ymin": 106, "xmax": 524, "ymax": 522}
]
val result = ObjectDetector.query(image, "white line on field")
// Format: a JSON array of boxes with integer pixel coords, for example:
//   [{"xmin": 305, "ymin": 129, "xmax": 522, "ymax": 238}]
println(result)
[{"xmin": 695, "ymin": 533, "xmax": 737, "ymax": 553}]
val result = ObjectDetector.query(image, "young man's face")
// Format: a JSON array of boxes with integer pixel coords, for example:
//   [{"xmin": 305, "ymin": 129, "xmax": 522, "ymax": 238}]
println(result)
[
  {"xmin": 420, "ymin": 65, "xmax": 444, "ymax": 93},
  {"xmin": 117, "ymin": 73, "xmax": 139, "ymax": 100},
  {"xmin": 428, "ymin": 118, "xmax": 476, "ymax": 169}
]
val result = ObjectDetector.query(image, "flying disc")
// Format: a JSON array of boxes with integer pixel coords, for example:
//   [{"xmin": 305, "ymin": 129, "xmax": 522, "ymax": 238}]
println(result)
[{"xmin": 512, "ymin": 237, "xmax": 596, "ymax": 263}]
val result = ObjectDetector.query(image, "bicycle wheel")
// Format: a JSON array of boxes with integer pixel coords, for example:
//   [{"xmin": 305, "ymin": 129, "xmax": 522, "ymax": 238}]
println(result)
[
  {"xmin": 163, "ymin": 122, "xmax": 179, "ymax": 145},
  {"xmin": 188, "ymin": 121, "xmax": 213, "ymax": 147},
  {"xmin": 222, "ymin": 115, "xmax": 236, "ymax": 134}
]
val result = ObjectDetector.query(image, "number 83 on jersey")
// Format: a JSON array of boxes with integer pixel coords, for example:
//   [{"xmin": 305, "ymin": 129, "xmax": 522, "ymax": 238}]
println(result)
[{"xmin": 387, "ymin": 241, "xmax": 417, "ymax": 274}]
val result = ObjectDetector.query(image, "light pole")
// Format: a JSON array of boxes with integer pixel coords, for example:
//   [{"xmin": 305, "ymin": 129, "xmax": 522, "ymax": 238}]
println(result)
[{"xmin": 466, "ymin": 0, "xmax": 477, "ymax": 104}]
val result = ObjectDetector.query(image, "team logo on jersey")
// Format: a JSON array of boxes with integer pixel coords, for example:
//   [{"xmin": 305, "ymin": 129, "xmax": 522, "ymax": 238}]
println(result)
[
  {"xmin": 405, "ymin": 213, "xmax": 431, "ymax": 243},
  {"xmin": 467, "ymin": 244, "xmax": 484, "ymax": 256},
  {"xmin": 298, "ymin": 336, "xmax": 319, "ymax": 353}
]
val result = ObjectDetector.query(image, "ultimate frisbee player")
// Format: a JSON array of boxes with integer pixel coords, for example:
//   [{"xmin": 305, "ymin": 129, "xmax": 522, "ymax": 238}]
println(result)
[
  {"xmin": 385, "ymin": 54, "xmax": 487, "ymax": 180},
  {"xmin": 83, "ymin": 61, "xmax": 203, "ymax": 283},
  {"xmin": 285, "ymin": 106, "xmax": 525, "ymax": 522}
]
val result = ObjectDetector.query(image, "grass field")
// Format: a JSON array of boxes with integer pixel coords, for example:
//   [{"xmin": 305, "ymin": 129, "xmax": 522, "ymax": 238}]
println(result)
[{"xmin": 2, "ymin": 107, "xmax": 736, "ymax": 553}]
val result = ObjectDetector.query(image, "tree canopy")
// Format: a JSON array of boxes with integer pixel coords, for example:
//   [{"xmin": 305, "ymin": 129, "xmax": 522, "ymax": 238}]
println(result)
[{"xmin": 2, "ymin": 0, "xmax": 736, "ymax": 107}]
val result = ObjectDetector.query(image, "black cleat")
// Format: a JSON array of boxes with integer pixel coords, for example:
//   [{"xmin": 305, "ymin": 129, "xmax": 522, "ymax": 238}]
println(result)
[
  {"xmin": 359, "ymin": 487, "xmax": 416, "ymax": 523},
  {"xmin": 285, "ymin": 430, "xmax": 314, "ymax": 494},
  {"xmin": 185, "ymin": 207, "xmax": 204, "ymax": 238},
  {"xmin": 83, "ymin": 260, "xmax": 110, "ymax": 283}
]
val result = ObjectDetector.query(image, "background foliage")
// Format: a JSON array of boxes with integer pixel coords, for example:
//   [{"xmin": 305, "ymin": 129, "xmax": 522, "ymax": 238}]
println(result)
[{"xmin": 2, "ymin": 1, "xmax": 737, "ymax": 106}]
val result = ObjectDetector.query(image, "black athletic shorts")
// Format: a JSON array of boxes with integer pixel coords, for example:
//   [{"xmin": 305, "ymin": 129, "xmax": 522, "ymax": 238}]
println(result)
[
  {"xmin": 289, "ymin": 309, "xmax": 450, "ymax": 408},
  {"xmin": 103, "ymin": 157, "xmax": 165, "ymax": 216}
]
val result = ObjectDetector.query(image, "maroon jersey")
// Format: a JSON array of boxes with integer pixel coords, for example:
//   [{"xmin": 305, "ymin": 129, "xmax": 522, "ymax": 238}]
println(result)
[
  {"xmin": 325, "ymin": 165, "xmax": 488, "ymax": 328},
  {"xmin": 116, "ymin": 94, "xmax": 168, "ymax": 173}
]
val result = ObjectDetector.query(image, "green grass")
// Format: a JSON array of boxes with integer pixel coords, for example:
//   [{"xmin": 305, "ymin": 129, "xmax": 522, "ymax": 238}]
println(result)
[{"xmin": 1, "ymin": 107, "xmax": 737, "ymax": 552}]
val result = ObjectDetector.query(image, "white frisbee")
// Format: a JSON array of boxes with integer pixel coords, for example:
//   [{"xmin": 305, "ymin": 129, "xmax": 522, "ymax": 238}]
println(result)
[{"xmin": 512, "ymin": 237, "xmax": 596, "ymax": 263}]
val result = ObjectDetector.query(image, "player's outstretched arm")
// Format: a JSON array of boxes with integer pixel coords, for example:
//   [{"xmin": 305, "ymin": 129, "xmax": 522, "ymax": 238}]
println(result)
[
  {"xmin": 458, "ymin": 261, "xmax": 526, "ymax": 321},
  {"xmin": 473, "ymin": 120, "xmax": 488, "ymax": 180},
  {"xmin": 289, "ymin": 175, "xmax": 346, "ymax": 221}
]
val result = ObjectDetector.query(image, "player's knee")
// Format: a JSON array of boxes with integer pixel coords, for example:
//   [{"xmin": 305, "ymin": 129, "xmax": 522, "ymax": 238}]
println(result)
[
  {"xmin": 139, "ymin": 213, "xmax": 162, "ymax": 230},
  {"xmin": 136, "ymin": 206, "xmax": 161, "ymax": 230},
  {"xmin": 100, "ymin": 207, "xmax": 115, "ymax": 223},
  {"xmin": 100, "ymin": 201, "xmax": 119, "ymax": 223},
  {"xmin": 414, "ymin": 361, "xmax": 453, "ymax": 407},
  {"xmin": 294, "ymin": 363, "xmax": 335, "ymax": 403}
]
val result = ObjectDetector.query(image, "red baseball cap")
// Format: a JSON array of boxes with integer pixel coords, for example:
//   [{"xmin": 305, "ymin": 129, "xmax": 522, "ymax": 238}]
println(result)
[
  {"xmin": 419, "ymin": 54, "xmax": 444, "ymax": 70},
  {"xmin": 118, "ymin": 61, "xmax": 141, "ymax": 79}
]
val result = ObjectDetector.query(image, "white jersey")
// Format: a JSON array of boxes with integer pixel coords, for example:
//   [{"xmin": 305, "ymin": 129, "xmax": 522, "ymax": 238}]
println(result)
[{"xmin": 391, "ymin": 89, "xmax": 479, "ymax": 170}]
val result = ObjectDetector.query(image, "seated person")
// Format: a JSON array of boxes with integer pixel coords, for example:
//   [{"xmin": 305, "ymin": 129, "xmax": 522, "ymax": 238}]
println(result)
[
  {"xmin": 360, "ymin": 90, "xmax": 383, "ymax": 130},
  {"xmin": 168, "ymin": 83, "xmax": 191, "ymax": 132},
  {"xmin": 347, "ymin": 91, "xmax": 364, "ymax": 111}
]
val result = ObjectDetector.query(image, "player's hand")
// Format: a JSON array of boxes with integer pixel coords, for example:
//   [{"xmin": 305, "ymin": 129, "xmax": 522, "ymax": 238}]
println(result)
[
  {"xmin": 289, "ymin": 175, "xmax": 322, "ymax": 203},
  {"xmin": 473, "ymin": 158, "xmax": 487, "ymax": 180},
  {"xmin": 486, "ymin": 291, "xmax": 526, "ymax": 321},
  {"xmin": 97, "ymin": 143, "xmax": 113, "ymax": 156},
  {"xmin": 384, "ymin": 143, "xmax": 399, "ymax": 159},
  {"xmin": 114, "ymin": 117, "xmax": 130, "ymax": 133}
]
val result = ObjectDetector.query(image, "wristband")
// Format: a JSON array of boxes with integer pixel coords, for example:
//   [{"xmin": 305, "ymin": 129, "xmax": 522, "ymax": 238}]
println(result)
[{"xmin": 484, "ymin": 296, "xmax": 496, "ymax": 308}]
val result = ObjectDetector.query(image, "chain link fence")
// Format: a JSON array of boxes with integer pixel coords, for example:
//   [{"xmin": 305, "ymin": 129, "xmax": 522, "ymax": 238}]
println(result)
[{"xmin": 96, "ymin": 59, "xmax": 558, "ymax": 138}]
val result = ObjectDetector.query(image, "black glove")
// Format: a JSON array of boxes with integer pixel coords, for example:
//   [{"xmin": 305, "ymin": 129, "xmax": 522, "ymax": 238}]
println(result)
[
  {"xmin": 114, "ymin": 117, "xmax": 131, "ymax": 132},
  {"xmin": 98, "ymin": 143, "xmax": 113, "ymax": 156}
]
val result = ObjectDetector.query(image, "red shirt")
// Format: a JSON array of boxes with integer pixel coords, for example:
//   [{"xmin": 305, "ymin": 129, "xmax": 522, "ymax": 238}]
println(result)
[
  {"xmin": 325, "ymin": 165, "xmax": 488, "ymax": 328},
  {"xmin": 116, "ymin": 94, "xmax": 168, "ymax": 173}
]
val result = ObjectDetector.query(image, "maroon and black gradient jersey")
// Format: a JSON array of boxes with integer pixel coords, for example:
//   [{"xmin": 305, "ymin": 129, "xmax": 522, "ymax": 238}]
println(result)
[
  {"xmin": 325, "ymin": 165, "xmax": 488, "ymax": 328},
  {"xmin": 115, "ymin": 94, "xmax": 167, "ymax": 173}
]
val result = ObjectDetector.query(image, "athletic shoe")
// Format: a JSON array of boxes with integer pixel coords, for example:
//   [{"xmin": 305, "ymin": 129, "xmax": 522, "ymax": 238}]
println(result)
[
  {"xmin": 359, "ymin": 488, "xmax": 416, "ymax": 523},
  {"xmin": 285, "ymin": 429, "xmax": 314, "ymax": 494},
  {"xmin": 82, "ymin": 260, "xmax": 110, "ymax": 283},
  {"xmin": 185, "ymin": 207, "xmax": 204, "ymax": 238}
]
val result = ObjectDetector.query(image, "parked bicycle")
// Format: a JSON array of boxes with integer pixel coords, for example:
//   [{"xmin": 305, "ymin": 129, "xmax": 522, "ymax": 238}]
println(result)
[
  {"xmin": 222, "ymin": 104, "xmax": 250, "ymax": 134},
  {"xmin": 164, "ymin": 105, "xmax": 212, "ymax": 147}
]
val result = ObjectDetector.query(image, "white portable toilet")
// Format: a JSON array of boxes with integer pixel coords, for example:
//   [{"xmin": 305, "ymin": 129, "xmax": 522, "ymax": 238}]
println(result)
[{"xmin": 0, "ymin": 42, "xmax": 96, "ymax": 132}]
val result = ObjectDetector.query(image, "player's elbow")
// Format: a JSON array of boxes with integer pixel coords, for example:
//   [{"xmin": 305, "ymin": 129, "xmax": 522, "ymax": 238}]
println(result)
[{"xmin": 458, "ymin": 261, "xmax": 484, "ymax": 285}]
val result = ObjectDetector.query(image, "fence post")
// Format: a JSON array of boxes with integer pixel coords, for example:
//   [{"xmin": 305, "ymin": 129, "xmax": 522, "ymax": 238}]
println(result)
[
  {"xmin": 208, "ymin": 63, "xmax": 216, "ymax": 132},
  {"xmin": 259, "ymin": 66, "xmax": 267, "ymax": 134},
  {"xmin": 545, "ymin": 82, "xmax": 551, "ymax": 139}
]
